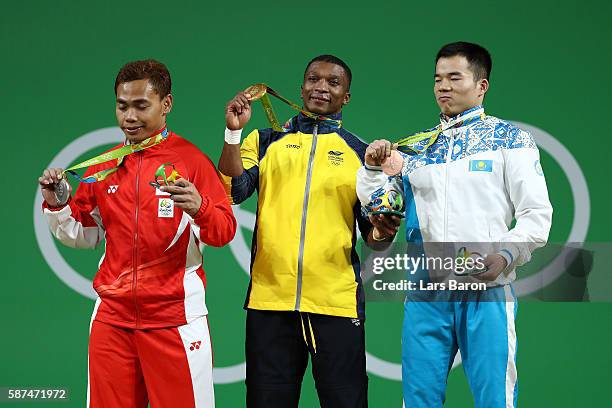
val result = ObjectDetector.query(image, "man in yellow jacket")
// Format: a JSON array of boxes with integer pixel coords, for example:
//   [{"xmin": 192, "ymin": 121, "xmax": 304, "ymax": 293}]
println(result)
[{"xmin": 218, "ymin": 54, "xmax": 400, "ymax": 407}]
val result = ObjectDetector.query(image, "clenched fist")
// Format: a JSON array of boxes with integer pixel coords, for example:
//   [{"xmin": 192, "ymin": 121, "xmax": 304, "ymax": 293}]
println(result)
[
  {"xmin": 225, "ymin": 92, "xmax": 252, "ymax": 131},
  {"xmin": 365, "ymin": 139, "xmax": 397, "ymax": 166}
]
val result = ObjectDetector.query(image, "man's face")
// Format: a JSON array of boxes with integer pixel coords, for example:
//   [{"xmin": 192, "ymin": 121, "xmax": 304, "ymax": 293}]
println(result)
[
  {"xmin": 301, "ymin": 61, "xmax": 350, "ymax": 115},
  {"xmin": 434, "ymin": 55, "xmax": 488, "ymax": 117},
  {"xmin": 115, "ymin": 79, "xmax": 172, "ymax": 143}
]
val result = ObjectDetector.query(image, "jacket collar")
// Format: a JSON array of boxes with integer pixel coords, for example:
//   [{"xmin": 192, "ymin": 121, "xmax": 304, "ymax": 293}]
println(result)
[
  {"xmin": 439, "ymin": 105, "xmax": 485, "ymax": 130},
  {"xmin": 291, "ymin": 111, "xmax": 343, "ymax": 134}
]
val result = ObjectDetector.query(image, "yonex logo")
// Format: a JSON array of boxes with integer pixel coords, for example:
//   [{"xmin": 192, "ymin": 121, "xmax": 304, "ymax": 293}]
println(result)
[
  {"xmin": 189, "ymin": 341, "xmax": 202, "ymax": 351},
  {"xmin": 286, "ymin": 144, "xmax": 301, "ymax": 149},
  {"xmin": 107, "ymin": 185, "xmax": 119, "ymax": 194}
]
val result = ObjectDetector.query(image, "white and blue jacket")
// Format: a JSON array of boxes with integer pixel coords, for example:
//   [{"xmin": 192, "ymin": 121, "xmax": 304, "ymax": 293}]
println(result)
[{"xmin": 357, "ymin": 106, "xmax": 553, "ymax": 285}]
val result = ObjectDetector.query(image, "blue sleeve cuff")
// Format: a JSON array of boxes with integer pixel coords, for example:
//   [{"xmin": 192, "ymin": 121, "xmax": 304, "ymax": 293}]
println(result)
[
  {"xmin": 498, "ymin": 248, "xmax": 515, "ymax": 268},
  {"xmin": 364, "ymin": 163, "xmax": 383, "ymax": 171}
]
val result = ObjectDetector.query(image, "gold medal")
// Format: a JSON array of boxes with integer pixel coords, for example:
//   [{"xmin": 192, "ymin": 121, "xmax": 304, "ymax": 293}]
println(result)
[
  {"xmin": 382, "ymin": 150, "xmax": 404, "ymax": 176},
  {"xmin": 243, "ymin": 83, "xmax": 343, "ymax": 132},
  {"xmin": 244, "ymin": 83, "xmax": 268, "ymax": 101}
]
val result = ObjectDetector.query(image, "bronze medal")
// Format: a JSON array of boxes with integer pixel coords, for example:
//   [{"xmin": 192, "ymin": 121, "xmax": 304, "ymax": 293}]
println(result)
[{"xmin": 382, "ymin": 150, "xmax": 404, "ymax": 176}]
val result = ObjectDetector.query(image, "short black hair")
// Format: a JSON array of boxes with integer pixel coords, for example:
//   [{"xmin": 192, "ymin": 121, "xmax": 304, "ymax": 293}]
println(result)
[
  {"xmin": 436, "ymin": 42, "xmax": 492, "ymax": 81},
  {"xmin": 304, "ymin": 54, "xmax": 352, "ymax": 88},
  {"xmin": 115, "ymin": 59, "xmax": 172, "ymax": 97}
]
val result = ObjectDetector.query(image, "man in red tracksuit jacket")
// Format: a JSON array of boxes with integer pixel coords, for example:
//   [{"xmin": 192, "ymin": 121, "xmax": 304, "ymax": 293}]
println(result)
[{"xmin": 38, "ymin": 60, "xmax": 236, "ymax": 408}]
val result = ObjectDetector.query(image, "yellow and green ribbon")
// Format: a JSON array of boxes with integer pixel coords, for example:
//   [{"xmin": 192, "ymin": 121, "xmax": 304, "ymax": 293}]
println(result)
[
  {"xmin": 395, "ymin": 114, "xmax": 484, "ymax": 155},
  {"xmin": 64, "ymin": 128, "xmax": 169, "ymax": 183}
]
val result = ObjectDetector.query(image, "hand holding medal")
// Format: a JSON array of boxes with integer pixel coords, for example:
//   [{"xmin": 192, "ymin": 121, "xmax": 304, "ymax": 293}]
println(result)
[
  {"xmin": 239, "ymin": 83, "xmax": 342, "ymax": 132},
  {"xmin": 226, "ymin": 90, "xmax": 254, "ymax": 132},
  {"xmin": 39, "ymin": 167, "xmax": 72, "ymax": 207},
  {"xmin": 365, "ymin": 139, "xmax": 404, "ymax": 176}
]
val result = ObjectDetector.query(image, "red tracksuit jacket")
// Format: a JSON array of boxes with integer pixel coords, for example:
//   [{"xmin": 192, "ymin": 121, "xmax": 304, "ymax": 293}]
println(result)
[{"xmin": 43, "ymin": 130, "xmax": 237, "ymax": 329}]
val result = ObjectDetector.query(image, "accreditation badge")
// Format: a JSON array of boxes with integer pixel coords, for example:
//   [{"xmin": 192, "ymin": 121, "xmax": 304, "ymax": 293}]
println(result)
[{"xmin": 158, "ymin": 198, "xmax": 174, "ymax": 218}]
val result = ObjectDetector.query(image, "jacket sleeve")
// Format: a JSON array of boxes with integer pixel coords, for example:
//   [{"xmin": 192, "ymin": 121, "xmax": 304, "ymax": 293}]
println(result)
[
  {"xmin": 219, "ymin": 129, "xmax": 260, "ymax": 205},
  {"xmin": 356, "ymin": 164, "xmax": 405, "ymax": 214},
  {"xmin": 42, "ymin": 171, "xmax": 105, "ymax": 249},
  {"xmin": 191, "ymin": 154, "xmax": 238, "ymax": 247},
  {"xmin": 498, "ymin": 132, "xmax": 553, "ymax": 268}
]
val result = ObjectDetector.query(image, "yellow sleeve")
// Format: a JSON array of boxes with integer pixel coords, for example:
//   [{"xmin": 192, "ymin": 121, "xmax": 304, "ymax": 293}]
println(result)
[{"xmin": 241, "ymin": 129, "xmax": 259, "ymax": 170}]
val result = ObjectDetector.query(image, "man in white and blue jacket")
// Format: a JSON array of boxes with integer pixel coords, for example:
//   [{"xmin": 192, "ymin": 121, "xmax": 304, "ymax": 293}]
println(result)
[{"xmin": 357, "ymin": 42, "xmax": 553, "ymax": 407}]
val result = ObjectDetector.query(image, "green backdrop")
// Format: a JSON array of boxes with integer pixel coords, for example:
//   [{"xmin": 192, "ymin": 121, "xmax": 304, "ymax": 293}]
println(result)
[{"xmin": 2, "ymin": 0, "xmax": 611, "ymax": 406}]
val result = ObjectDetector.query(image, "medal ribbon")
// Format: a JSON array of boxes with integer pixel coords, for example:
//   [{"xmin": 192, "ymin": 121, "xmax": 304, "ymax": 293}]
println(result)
[
  {"xmin": 64, "ymin": 128, "xmax": 169, "ymax": 183},
  {"xmin": 245, "ymin": 84, "xmax": 342, "ymax": 131},
  {"xmin": 396, "ymin": 113, "xmax": 485, "ymax": 154}
]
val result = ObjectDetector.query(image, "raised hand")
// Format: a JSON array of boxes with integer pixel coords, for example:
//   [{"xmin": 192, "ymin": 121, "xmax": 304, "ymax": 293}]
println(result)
[
  {"xmin": 365, "ymin": 139, "xmax": 397, "ymax": 166},
  {"xmin": 225, "ymin": 91, "xmax": 252, "ymax": 131}
]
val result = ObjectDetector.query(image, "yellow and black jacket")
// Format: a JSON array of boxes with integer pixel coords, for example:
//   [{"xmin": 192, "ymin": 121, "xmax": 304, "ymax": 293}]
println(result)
[{"xmin": 222, "ymin": 112, "xmax": 372, "ymax": 318}]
